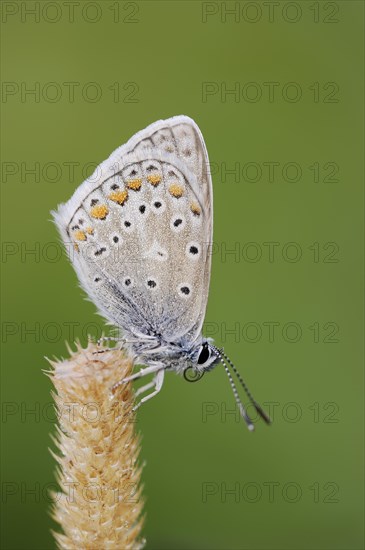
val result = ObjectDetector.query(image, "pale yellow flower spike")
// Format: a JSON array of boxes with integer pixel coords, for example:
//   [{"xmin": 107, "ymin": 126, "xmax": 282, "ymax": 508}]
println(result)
[{"xmin": 47, "ymin": 341, "xmax": 145, "ymax": 550}]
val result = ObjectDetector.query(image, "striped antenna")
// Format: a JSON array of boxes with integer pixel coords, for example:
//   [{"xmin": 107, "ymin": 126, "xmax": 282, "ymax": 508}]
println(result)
[
  {"xmin": 212, "ymin": 346, "xmax": 271, "ymax": 428},
  {"xmin": 216, "ymin": 350, "xmax": 255, "ymax": 431}
]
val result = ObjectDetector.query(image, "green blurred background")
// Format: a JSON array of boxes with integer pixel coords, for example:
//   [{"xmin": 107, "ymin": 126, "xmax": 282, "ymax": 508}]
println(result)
[{"xmin": 1, "ymin": 1, "xmax": 364, "ymax": 549}]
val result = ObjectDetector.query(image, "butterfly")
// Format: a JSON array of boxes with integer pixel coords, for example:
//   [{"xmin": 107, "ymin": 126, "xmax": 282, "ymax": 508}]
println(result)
[{"xmin": 52, "ymin": 116, "xmax": 270, "ymax": 430}]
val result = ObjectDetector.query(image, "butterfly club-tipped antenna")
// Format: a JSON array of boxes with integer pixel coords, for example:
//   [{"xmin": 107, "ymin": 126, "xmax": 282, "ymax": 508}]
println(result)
[{"xmin": 212, "ymin": 346, "xmax": 271, "ymax": 430}]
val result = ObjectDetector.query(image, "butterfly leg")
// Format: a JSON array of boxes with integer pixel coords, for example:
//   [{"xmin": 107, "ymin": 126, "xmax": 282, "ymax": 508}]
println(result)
[
  {"xmin": 93, "ymin": 336, "xmax": 123, "ymax": 355},
  {"xmin": 112, "ymin": 364, "xmax": 163, "ymax": 393},
  {"xmin": 135, "ymin": 381, "xmax": 155, "ymax": 398},
  {"xmin": 97, "ymin": 336, "xmax": 121, "ymax": 346},
  {"xmin": 132, "ymin": 369, "xmax": 165, "ymax": 411},
  {"xmin": 94, "ymin": 336, "xmax": 156, "ymax": 354}
]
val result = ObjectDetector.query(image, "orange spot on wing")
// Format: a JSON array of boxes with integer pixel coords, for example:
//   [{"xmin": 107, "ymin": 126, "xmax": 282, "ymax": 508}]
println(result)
[
  {"xmin": 108, "ymin": 191, "xmax": 128, "ymax": 205},
  {"xmin": 127, "ymin": 179, "xmax": 142, "ymax": 191},
  {"xmin": 190, "ymin": 202, "xmax": 201, "ymax": 216},
  {"xmin": 169, "ymin": 184, "xmax": 184, "ymax": 198},
  {"xmin": 147, "ymin": 174, "xmax": 161, "ymax": 186},
  {"xmin": 90, "ymin": 204, "xmax": 109, "ymax": 219},
  {"xmin": 74, "ymin": 230, "xmax": 87, "ymax": 241},
  {"xmin": 86, "ymin": 227, "xmax": 94, "ymax": 235}
]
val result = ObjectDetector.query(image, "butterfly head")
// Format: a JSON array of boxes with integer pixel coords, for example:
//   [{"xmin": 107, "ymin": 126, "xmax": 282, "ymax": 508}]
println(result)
[
  {"xmin": 195, "ymin": 340, "xmax": 221, "ymax": 371},
  {"xmin": 183, "ymin": 340, "xmax": 220, "ymax": 382},
  {"xmin": 183, "ymin": 341, "xmax": 272, "ymax": 431}
]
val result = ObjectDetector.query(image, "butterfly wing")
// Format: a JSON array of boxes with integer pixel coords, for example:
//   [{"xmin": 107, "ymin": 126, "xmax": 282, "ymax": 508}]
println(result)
[{"xmin": 53, "ymin": 116, "xmax": 213, "ymax": 344}]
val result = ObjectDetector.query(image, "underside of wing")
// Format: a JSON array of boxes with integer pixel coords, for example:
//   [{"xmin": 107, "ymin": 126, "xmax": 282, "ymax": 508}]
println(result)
[{"xmin": 53, "ymin": 116, "xmax": 213, "ymax": 343}]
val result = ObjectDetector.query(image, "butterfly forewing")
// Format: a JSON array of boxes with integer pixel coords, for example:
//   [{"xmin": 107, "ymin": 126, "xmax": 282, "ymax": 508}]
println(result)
[{"xmin": 56, "ymin": 117, "xmax": 213, "ymax": 344}]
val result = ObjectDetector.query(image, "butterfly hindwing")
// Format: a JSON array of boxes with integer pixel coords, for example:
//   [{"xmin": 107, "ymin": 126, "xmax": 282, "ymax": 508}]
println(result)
[{"xmin": 53, "ymin": 116, "xmax": 213, "ymax": 343}]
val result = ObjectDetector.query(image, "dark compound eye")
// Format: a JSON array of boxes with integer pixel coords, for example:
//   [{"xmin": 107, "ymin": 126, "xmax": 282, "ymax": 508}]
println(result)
[{"xmin": 197, "ymin": 344, "xmax": 210, "ymax": 365}]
